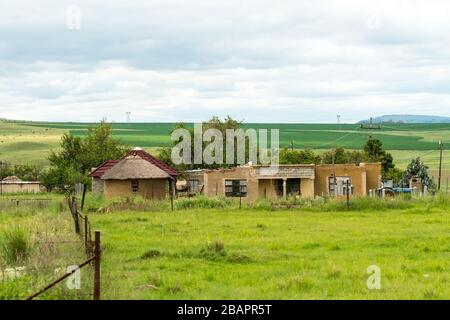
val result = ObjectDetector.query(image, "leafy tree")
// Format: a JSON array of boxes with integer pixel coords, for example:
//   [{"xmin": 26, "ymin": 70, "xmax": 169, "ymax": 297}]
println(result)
[
  {"xmin": 384, "ymin": 167, "xmax": 405, "ymax": 187},
  {"xmin": 0, "ymin": 162, "xmax": 42, "ymax": 181},
  {"xmin": 280, "ymin": 148, "xmax": 321, "ymax": 164},
  {"xmin": 44, "ymin": 122, "xmax": 129, "ymax": 192},
  {"xmin": 402, "ymin": 157, "xmax": 434, "ymax": 189},
  {"xmin": 160, "ymin": 116, "xmax": 252, "ymax": 170},
  {"xmin": 364, "ymin": 137, "xmax": 395, "ymax": 177},
  {"xmin": 321, "ymin": 148, "xmax": 367, "ymax": 165}
]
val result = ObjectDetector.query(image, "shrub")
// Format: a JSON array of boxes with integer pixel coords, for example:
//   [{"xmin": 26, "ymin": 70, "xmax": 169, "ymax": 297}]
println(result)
[
  {"xmin": 174, "ymin": 196, "xmax": 234, "ymax": 210},
  {"xmin": 1, "ymin": 228, "xmax": 32, "ymax": 265}
]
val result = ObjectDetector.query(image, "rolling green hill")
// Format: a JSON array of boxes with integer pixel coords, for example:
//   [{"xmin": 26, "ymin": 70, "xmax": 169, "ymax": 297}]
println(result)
[
  {"xmin": 1, "ymin": 121, "xmax": 449, "ymax": 181},
  {"xmin": 21, "ymin": 121, "xmax": 450, "ymax": 150}
]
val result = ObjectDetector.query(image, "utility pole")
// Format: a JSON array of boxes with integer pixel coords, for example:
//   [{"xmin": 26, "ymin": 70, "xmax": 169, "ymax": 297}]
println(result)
[{"xmin": 438, "ymin": 140, "xmax": 444, "ymax": 191}]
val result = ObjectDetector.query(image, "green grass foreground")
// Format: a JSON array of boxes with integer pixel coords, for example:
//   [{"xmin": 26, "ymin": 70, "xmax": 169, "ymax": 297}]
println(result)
[
  {"xmin": 1, "ymin": 194, "xmax": 449, "ymax": 300},
  {"xmin": 89, "ymin": 198, "xmax": 450, "ymax": 300}
]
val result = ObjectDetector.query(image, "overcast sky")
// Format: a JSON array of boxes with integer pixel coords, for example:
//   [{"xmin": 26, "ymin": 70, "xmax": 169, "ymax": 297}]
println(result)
[{"xmin": 1, "ymin": 0, "xmax": 450, "ymax": 123}]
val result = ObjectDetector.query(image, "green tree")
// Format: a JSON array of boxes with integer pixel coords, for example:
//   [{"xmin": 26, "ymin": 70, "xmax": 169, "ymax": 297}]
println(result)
[
  {"xmin": 402, "ymin": 157, "xmax": 434, "ymax": 189},
  {"xmin": 363, "ymin": 137, "xmax": 395, "ymax": 178},
  {"xmin": 384, "ymin": 167, "xmax": 405, "ymax": 187},
  {"xmin": 159, "ymin": 116, "xmax": 249, "ymax": 170},
  {"xmin": 280, "ymin": 148, "xmax": 321, "ymax": 164},
  {"xmin": 44, "ymin": 122, "xmax": 129, "ymax": 192},
  {"xmin": 321, "ymin": 148, "xmax": 367, "ymax": 165},
  {"xmin": 0, "ymin": 162, "xmax": 42, "ymax": 182}
]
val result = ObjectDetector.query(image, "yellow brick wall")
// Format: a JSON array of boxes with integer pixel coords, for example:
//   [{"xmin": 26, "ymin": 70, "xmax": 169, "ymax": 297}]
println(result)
[
  {"xmin": 314, "ymin": 165, "xmax": 367, "ymax": 196},
  {"xmin": 301, "ymin": 178, "xmax": 315, "ymax": 198},
  {"xmin": 361, "ymin": 163, "xmax": 382, "ymax": 191},
  {"xmin": 204, "ymin": 167, "xmax": 259, "ymax": 201},
  {"xmin": 104, "ymin": 179, "xmax": 167, "ymax": 199}
]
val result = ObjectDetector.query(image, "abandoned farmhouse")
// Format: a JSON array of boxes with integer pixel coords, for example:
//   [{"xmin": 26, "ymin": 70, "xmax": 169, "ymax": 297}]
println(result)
[{"xmin": 89, "ymin": 148, "xmax": 382, "ymax": 201}]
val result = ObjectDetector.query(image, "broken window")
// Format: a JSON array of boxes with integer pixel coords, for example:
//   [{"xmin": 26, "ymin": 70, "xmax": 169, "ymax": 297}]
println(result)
[
  {"xmin": 225, "ymin": 179, "xmax": 247, "ymax": 197},
  {"xmin": 329, "ymin": 176, "xmax": 352, "ymax": 196},
  {"xmin": 187, "ymin": 179, "xmax": 200, "ymax": 192}
]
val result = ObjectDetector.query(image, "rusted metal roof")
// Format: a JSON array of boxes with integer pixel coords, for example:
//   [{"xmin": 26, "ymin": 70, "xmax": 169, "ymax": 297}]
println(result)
[{"xmin": 88, "ymin": 160, "xmax": 120, "ymax": 178}]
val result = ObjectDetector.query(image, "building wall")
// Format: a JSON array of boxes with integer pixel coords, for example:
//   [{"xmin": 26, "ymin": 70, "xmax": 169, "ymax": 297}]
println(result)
[
  {"xmin": 0, "ymin": 183, "xmax": 41, "ymax": 194},
  {"xmin": 258, "ymin": 179, "xmax": 278, "ymax": 199},
  {"xmin": 183, "ymin": 171, "xmax": 205, "ymax": 193},
  {"xmin": 361, "ymin": 163, "xmax": 382, "ymax": 191},
  {"xmin": 314, "ymin": 165, "xmax": 367, "ymax": 196},
  {"xmin": 92, "ymin": 177, "xmax": 105, "ymax": 195},
  {"xmin": 104, "ymin": 179, "xmax": 167, "ymax": 199},
  {"xmin": 183, "ymin": 163, "xmax": 380, "ymax": 201},
  {"xmin": 301, "ymin": 178, "xmax": 315, "ymax": 198},
  {"xmin": 203, "ymin": 167, "xmax": 259, "ymax": 201},
  {"xmin": 203, "ymin": 166, "xmax": 315, "ymax": 202}
]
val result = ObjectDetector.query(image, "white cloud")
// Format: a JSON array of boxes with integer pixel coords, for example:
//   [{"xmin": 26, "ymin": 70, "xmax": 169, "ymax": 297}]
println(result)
[{"xmin": 0, "ymin": 0, "xmax": 450, "ymax": 122}]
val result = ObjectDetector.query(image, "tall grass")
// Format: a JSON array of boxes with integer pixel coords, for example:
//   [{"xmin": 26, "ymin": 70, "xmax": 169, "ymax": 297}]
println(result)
[
  {"xmin": 0, "ymin": 197, "xmax": 93, "ymax": 300},
  {"xmin": 81, "ymin": 192, "xmax": 450, "ymax": 214},
  {"xmin": 174, "ymin": 196, "xmax": 236, "ymax": 210},
  {"xmin": 0, "ymin": 197, "xmax": 66, "ymax": 216},
  {"xmin": 83, "ymin": 194, "xmax": 238, "ymax": 212},
  {"xmin": 0, "ymin": 228, "xmax": 32, "ymax": 265}
]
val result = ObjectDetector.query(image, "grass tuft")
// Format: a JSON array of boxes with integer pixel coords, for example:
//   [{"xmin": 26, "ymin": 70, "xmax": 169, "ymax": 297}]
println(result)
[{"xmin": 0, "ymin": 227, "xmax": 32, "ymax": 266}]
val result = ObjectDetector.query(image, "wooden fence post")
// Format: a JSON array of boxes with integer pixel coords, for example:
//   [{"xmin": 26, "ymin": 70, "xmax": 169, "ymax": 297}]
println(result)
[
  {"xmin": 84, "ymin": 216, "xmax": 89, "ymax": 253},
  {"xmin": 68, "ymin": 197, "xmax": 81, "ymax": 235},
  {"xmin": 81, "ymin": 184, "xmax": 87, "ymax": 211},
  {"xmin": 94, "ymin": 231, "xmax": 101, "ymax": 300}
]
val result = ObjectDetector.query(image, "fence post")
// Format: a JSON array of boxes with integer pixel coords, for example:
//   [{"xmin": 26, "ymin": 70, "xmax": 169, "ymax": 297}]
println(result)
[
  {"xmin": 84, "ymin": 216, "xmax": 89, "ymax": 253},
  {"xmin": 81, "ymin": 184, "xmax": 87, "ymax": 211},
  {"xmin": 94, "ymin": 231, "xmax": 101, "ymax": 300}
]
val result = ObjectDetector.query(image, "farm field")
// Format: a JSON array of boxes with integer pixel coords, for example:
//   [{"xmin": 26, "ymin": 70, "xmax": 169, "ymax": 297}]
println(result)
[
  {"xmin": 88, "ymin": 199, "xmax": 450, "ymax": 300},
  {"xmin": 19, "ymin": 121, "xmax": 450, "ymax": 150},
  {"xmin": 0, "ymin": 120, "xmax": 449, "ymax": 179}
]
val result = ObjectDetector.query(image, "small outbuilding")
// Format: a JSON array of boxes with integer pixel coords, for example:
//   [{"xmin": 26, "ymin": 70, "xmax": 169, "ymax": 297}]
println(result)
[
  {"xmin": 0, "ymin": 176, "xmax": 42, "ymax": 194},
  {"xmin": 89, "ymin": 148, "xmax": 178, "ymax": 199}
]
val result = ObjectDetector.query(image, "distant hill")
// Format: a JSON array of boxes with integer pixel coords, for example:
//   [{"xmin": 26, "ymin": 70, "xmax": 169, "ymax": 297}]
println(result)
[{"xmin": 359, "ymin": 114, "xmax": 450, "ymax": 124}]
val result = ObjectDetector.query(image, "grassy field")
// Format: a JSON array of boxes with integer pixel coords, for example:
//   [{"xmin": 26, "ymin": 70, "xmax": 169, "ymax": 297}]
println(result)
[
  {"xmin": 1, "ymin": 194, "xmax": 449, "ymax": 300},
  {"xmin": 84, "ymin": 195, "xmax": 450, "ymax": 300}
]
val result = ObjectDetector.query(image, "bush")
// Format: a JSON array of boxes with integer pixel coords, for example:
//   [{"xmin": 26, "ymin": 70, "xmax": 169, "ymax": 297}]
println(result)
[
  {"xmin": 174, "ymin": 196, "xmax": 234, "ymax": 210},
  {"xmin": 310, "ymin": 196, "xmax": 414, "ymax": 212},
  {"xmin": 1, "ymin": 228, "xmax": 32, "ymax": 265}
]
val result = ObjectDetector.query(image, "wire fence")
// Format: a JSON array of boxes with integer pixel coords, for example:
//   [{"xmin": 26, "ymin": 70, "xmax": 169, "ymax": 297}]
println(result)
[{"xmin": 25, "ymin": 196, "xmax": 101, "ymax": 300}]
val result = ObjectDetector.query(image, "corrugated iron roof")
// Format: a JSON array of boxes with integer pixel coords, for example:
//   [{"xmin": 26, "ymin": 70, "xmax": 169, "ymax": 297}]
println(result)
[{"xmin": 88, "ymin": 160, "xmax": 120, "ymax": 178}]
